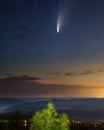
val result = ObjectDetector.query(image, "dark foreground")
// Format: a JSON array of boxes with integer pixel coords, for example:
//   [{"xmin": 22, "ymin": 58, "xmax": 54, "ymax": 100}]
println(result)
[{"xmin": 0, "ymin": 119, "xmax": 104, "ymax": 130}]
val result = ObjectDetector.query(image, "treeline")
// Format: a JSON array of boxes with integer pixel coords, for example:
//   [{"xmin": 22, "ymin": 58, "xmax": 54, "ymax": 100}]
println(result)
[
  {"xmin": 0, "ymin": 118, "xmax": 104, "ymax": 130},
  {"xmin": 0, "ymin": 102, "xmax": 104, "ymax": 130},
  {"xmin": 0, "ymin": 110, "xmax": 30, "ymax": 130},
  {"xmin": 0, "ymin": 120, "xmax": 104, "ymax": 130}
]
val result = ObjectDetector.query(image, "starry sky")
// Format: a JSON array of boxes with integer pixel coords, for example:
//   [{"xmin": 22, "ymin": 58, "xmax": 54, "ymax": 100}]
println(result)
[{"xmin": 1, "ymin": 0, "xmax": 104, "ymax": 98}]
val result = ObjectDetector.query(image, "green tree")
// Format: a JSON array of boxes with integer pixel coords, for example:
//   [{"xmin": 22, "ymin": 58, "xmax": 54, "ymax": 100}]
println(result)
[{"xmin": 30, "ymin": 102, "xmax": 70, "ymax": 130}]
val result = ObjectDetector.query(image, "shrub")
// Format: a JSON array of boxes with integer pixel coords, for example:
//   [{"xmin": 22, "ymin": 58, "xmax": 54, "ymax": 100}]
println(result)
[{"xmin": 30, "ymin": 102, "xmax": 70, "ymax": 130}]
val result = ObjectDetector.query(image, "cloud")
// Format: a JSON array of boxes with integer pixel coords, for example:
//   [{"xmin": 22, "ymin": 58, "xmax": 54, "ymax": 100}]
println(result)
[
  {"xmin": 16, "ymin": 25, "xmax": 32, "ymax": 39},
  {"xmin": 6, "ymin": 73, "xmax": 12, "ymax": 76},
  {"xmin": 65, "ymin": 73, "xmax": 76, "ymax": 76},
  {"xmin": 9, "ymin": 24, "xmax": 32, "ymax": 39},
  {"xmin": 96, "ymin": 69, "xmax": 104, "ymax": 73},
  {"xmin": 48, "ymin": 72, "xmax": 61, "ymax": 75},
  {"xmin": 78, "ymin": 70, "xmax": 93, "ymax": 75},
  {"xmin": 48, "ymin": 70, "xmax": 94, "ymax": 77},
  {"xmin": 48, "ymin": 72, "xmax": 61, "ymax": 79},
  {"xmin": 0, "ymin": 75, "xmax": 42, "ymax": 82},
  {"xmin": 49, "ymin": 69, "xmax": 104, "ymax": 78},
  {"xmin": 65, "ymin": 70, "xmax": 93, "ymax": 76},
  {"xmin": 0, "ymin": 75, "xmax": 96, "ymax": 98}
]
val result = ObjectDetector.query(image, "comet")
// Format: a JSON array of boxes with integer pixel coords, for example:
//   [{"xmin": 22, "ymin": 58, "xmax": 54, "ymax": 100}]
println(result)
[
  {"xmin": 56, "ymin": 0, "xmax": 70, "ymax": 34},
  {"xmin": 57, "ymin": 20, "xmax": 60, "ymax": 33},
  {"xmin": 56, "ymin": 13, "xmax": 63, "ymax": 34},
  {"xmin": 57, "ymin": 14, "xmax": 62, "ymax": 33}
]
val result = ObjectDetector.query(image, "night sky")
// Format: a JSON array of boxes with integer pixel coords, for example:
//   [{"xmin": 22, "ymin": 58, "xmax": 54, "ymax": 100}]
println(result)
[{"xmin": 1, "ymin": 0, "xmax": 104, "ymax": 98}]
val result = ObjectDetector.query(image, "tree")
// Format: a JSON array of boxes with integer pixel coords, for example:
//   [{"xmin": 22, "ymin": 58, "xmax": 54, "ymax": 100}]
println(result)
[
  {"xmin": 30, "ymin": 102, "xmax": 70, "ymax": 130},
  {"xmin": 9, "ymin": 110, "xmax": 23, "ymax": 130},
  {"xmin": 13, "ymin": 110, "xmax": 22, "ymax": 121}
]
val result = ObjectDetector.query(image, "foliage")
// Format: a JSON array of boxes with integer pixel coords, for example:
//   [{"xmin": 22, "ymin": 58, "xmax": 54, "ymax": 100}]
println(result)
[
  {"xmin": 13, "ymin": 110, "xmax": 23, "ymax": 121},
  {"xmin": 30, "ymin": 102, "xmax": 70, "ymax": 130}
]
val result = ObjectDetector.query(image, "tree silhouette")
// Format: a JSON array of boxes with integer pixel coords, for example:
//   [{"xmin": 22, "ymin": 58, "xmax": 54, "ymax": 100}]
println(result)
[
  {"xmin": 30, "ymin": 102, "xmax": 70, "ymax": 130},
  {"xmin": 13, "ymin": 110, "xmax": 22, "ymax": 121}
]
